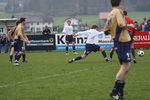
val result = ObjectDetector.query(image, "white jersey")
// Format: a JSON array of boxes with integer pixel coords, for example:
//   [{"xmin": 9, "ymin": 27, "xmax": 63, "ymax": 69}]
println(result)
[
  {"xmin": 77, "ymin": 29, "xmax": 104, "ymax": 44},
  {"xmin": 62, "ymin": 25, "xmax": 73, "ymax": 35}
]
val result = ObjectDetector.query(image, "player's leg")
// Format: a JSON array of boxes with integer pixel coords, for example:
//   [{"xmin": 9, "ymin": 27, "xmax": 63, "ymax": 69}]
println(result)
[
  {"xmin": 131, "ymin": 43, "xmax": 136, "ymax": 63},
  {"xmin": 68, "ymin": 50, "xmax": 91, "ymax": 63},
  {"xmin": 14, "ymin": 40, "xmax": 23, "ymax": 66},
  {"xmin": 9, "ymin": 47, "xmax": 14, "ymax": 64},
  {"xmin": 72, "ymin": 42, "xmax": 78, "ymax": 54},
  {"xmin": 65, "ymin": 36, "xmax": 70, "ymax": 54},
  {"xmin": 110, "ymin": 48, "xmax": 115, "ymax": 59},
  {"xmin": 99, "ymin": 47, "xmax": 110, "ymax": 62},
  {"xmin": 110, "ymin": 42, "xmax": 131, "ymax": 100},
  {"xmin": 66, "ymin": 43, "xmax": 69, "ymax": 55},
  {"xmin": 9, "ymin": 41, "xmax": 15, "ymax": 63},
  {"xmin": 22, "ymin": 47, "xmax": 27, "ymax": 63}
]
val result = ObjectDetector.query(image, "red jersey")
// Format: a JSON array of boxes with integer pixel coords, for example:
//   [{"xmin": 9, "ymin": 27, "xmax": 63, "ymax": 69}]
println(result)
[{"xmin": 124, "ymin": 16, "xmax": 135, "ymax": 33}]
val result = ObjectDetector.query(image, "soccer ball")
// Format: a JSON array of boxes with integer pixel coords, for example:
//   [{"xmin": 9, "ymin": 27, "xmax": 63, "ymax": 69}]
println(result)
[{"xmin": 137, "ymin": 50, "xmax": 144, "ymax": 57}]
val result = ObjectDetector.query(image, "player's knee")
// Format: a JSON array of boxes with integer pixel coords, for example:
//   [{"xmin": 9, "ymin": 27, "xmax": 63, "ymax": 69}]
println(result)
[
  {"xmin": 100, "ymin": 48, "xmax": 105, "ymax": 51},
  {"xmin": 81, "ymin": 55, "xmax": 87, "ymax": 59}
]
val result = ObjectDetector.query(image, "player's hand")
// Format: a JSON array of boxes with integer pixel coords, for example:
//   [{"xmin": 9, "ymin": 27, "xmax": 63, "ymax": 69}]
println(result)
[
  {"xmin": 27, "ymin": 41, "xmax": 31, "ymax": 44},
  {"xmin": 104, "ymin": 30, "xmax": 110, "ymax": 35},
  {"xmin": 127, "ymin": 24, "xmax": 135, "ymax": 28}
]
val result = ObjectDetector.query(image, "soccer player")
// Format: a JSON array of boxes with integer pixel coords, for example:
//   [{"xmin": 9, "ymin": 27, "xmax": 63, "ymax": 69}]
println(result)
[
  {"xmin": 104, "ymin": 0, "xmax": 134, "ymax": 99},
  {"xmin": 8, "ymin": 20, "xmax": 20, "ymax": 64},
  {"xmin": 68, "ymin": 25, "xmax": 110, "ymax": 63},
  {"xmin": 109, "ymin": 11, "xmax": 137, "ymax": 63},
  {"xmin": 14, "ymin": 18, "xmax": 30, "ymax": 66},
  {"xmin": 123, "ymin": 10, "xmax": 136, "ymax": 63},
  {"xmin": 63, "ymin": 20, "xmax": 78, "ymax": 55}
]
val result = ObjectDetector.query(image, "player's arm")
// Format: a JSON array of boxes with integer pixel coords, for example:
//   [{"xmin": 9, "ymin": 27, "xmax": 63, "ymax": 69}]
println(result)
[
  {"xmin": 76, "ymin": 30, "xmax": 89, "ymax": 36},
  {"xmin": 104, "ymin": 20, "xmax": 111, "ymax": 35},
  {"xmin": 62, "ymin": 27, "xmax": 67, "ymax": 36},
  {"xmin": 116, "ymin": 11, "xmax": 127, "ymax": 29},
  {"xmin": 18, "ymin": 27, "xmax": 30, "ymax": 44}
]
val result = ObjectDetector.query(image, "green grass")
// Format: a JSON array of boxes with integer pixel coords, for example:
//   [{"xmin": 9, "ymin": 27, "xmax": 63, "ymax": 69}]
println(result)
[{"xmin": 0, "ymin": 50, "xmax": 150, "ymax": 100}]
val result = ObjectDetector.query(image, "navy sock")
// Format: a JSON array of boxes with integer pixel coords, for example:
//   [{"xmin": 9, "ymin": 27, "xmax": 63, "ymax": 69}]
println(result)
[
  {"xmin": 110, "ymin": 50, "xmax": 114, "ymax": 59},
  {"xmin": 101, "ymin": 51, "xmax": 107, "ymax": 58},
  {"xmin": 9, "ymin": 55, "xmax": 13, "ymax": 61},
  {"xmin": 73, "ymin": 45, "xmax": 76, "ymax": 52},
  {"xmin": 66, "ymin": 46, "xmax": 69, "ymax": 53},
  {"xmin": 15, "ymin": 54, "xmax": 21, "ymax": 61},
  {"xmin": 22, "ymin": 54, "xmax": 26, "ymax": 61},
  {"xmin": 131, "ymin": 48, "xmax": 136, "ymax": 59},
  {"xmin": 74, "ymin": 56, "xmax": 82, "ymax": 61},
  {"xmin": 112, "ymin": 80, "xmax": 125, "ymax": 95}
]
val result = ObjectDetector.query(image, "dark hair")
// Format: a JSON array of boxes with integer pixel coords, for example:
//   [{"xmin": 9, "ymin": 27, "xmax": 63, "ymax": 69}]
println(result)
[
  {"xmin": 91, "ymin": 25, "xmax": 98, "ymax": 29},
  {"xmin": 134, "ymin": 21, "xmax": 138, "ymax": 23},
  {"xmin": 19, "ymin": 17, "xmax": 26, "ymax": 23},
  {"xmin": 123, "ymin": 11, "xmax": 127, "ymax": 16},
  {"xmin": 111, "ymin": 0, "xmax": 121, "ymax": 7},
  {"xmin": 16, "ymin": 20, "xmax": 20, "ymax": 26},
  {"xmin": 144, "ymin": 18, "xmax": 147, "ymax": 20},
  {"xmin": 147, "ymin": 19, "xmax": 150, "ymax": 22}
]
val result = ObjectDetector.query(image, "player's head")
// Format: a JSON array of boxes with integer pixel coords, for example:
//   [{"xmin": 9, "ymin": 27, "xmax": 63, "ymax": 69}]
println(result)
[
  {"xmin": 143, "ymin": 18, "xmax": 147, "ymax": 21},
  {"xmin": 19, "ymin": 17, "xmax": 26, "ymax": 25},
  {"xmin": 111, "ymin": 0, "xmax": 122, "ymax": 8},
  {"xmin": 147, "ymin": 19, "xmax": 150, "ymax": 24},
  {"xmin": 67, "ymin": 20, "xmax": 71, "ymax": 25},
  {"xmin": 91, "ymin": 25, "xmax": 98, "ymax": 30},
  {"xmin": 123, "ymin": 10, "xmax": 127, "ymax": 16}
]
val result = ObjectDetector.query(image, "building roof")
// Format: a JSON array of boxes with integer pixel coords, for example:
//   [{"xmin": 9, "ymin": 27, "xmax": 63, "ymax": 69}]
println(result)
[
  {"xmin": 14, "ymin": 15, "xmax": 53, "ymax": 23},
  {"xmin": 0, "ymin": 18, "xmax": 18, "ymax": 22}
]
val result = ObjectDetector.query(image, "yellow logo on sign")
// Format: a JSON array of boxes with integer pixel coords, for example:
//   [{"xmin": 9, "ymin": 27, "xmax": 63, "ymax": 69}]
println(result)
[{"xmin": 49, "ymin": 38, "xmax": 54, "ymax": 43}]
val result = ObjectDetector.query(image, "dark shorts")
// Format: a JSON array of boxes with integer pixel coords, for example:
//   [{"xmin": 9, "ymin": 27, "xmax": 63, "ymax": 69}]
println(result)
[
  {"xmin": 14, "ymin": 39, "xmax": 23, "ymax": 52},
  {"xmin": 65, "ymin": 35, "xmax": 75, "ymax": 44},
  {"xmin": 84, "ymin": 44, "xmax": 100, "ymax": 55},
  {"xmin": 10, "ymin": 40, "xmax": 15, "ymax": 48},
  {"xmin": 114, "ymin": 41, "xmax": 131, "ymax": 64}
]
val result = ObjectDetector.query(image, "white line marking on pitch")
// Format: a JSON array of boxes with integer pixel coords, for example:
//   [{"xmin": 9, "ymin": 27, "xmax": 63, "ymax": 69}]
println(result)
[{"xmin": 0, "ymin": 68, "xmax": 89, "ymax": 88}]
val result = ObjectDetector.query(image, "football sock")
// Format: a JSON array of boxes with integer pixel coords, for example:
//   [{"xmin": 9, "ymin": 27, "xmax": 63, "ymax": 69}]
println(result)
[
  {"xmin": 73, "ymin": 56, "xmax": 82, "ymax": 61},
  {"xmin": 9, "ymin": 55, "xmax": 13, "ymax": 61},
  {"xmin": 101, "ymin": 51, "xmax": 107, "ymax": 58},
  {"xmin": 66, "ymin": 46, "xmax": 69, "ymax": 53},
  {"xmin": 15, "ymin": 54, "xmax": 21, "ymax": 61},
  {"xmin": 22, "ymin": 54, "xmax": 26, "ymax": 61},
  {"xmin": 131, "ymin": 48, "xmax": 136, "ymax": 59},
  {"xmin": 110, "ymin": 50, "xmax": 114, "ymax": 59},
  {"xmin": 112, "ymin": 80, "xmax": 125, "ymax": 95},
  {"xmin": 73, "ymin": 45, "xmax": 76, "ymax": 52}
]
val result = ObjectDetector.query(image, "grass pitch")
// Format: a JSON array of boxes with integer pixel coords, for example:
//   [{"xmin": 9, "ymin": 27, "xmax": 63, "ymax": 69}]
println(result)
[{"xmin": 0, "ymin": 50, "xmax": 150, "ymax": 100}]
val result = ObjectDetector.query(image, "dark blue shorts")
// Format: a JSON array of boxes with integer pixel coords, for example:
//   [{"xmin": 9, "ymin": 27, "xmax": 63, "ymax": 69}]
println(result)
[
  {"xmin": 10, "ymin": 40, "xmax": 15, "ymax": 48},
  {"xmin": 14, "ymin": 39, "xmax": 23, "ymax": 52},
  {"xmin": 84, "ymin": 44, "xmax": 100, "ymax": 55},
  {"xmin": 65, "ymin": 35, "xmax": 75, "ymax": 44},
  {"xmin": 115, "ymin": 41, "xmax": 131, "ymax": 64}
]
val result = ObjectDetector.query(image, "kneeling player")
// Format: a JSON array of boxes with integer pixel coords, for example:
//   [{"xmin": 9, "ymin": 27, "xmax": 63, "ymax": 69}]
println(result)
[{"xmin": 68, "ymin": 25, "xmax": 110, "ymax": 63}]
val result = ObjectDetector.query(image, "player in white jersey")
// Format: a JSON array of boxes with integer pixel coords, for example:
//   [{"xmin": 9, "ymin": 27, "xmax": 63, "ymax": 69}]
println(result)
[
  {"xmin": 63, "ymin": 20, "xmax": 78, "ymax": 55},
  {"xmin": 68, "ymin": 25, "xmax": 110, "ymax": 63}
]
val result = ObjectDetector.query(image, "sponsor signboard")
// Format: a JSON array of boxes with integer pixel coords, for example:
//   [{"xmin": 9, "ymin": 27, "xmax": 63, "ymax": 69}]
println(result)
[
  {"xmin": 55, "ymin": 33, "xmax": 113, "ymax": 50},
  {"xmin": 134, "ymin": 31, "xmax": 150, "ymax": 48},
  {"xmin": 26, "ymin": 35, "xmax": 55, "ymax": 50}
]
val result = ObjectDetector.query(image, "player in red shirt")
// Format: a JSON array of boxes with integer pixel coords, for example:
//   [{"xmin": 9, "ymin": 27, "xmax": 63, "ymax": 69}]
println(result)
[
  {"xmin": 123, "ymin": 10, "xmax": 136, "ymax": 63},
  {"xmin": 109, "ymin": 10, "xmax": 137, "ymax": 63}
]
